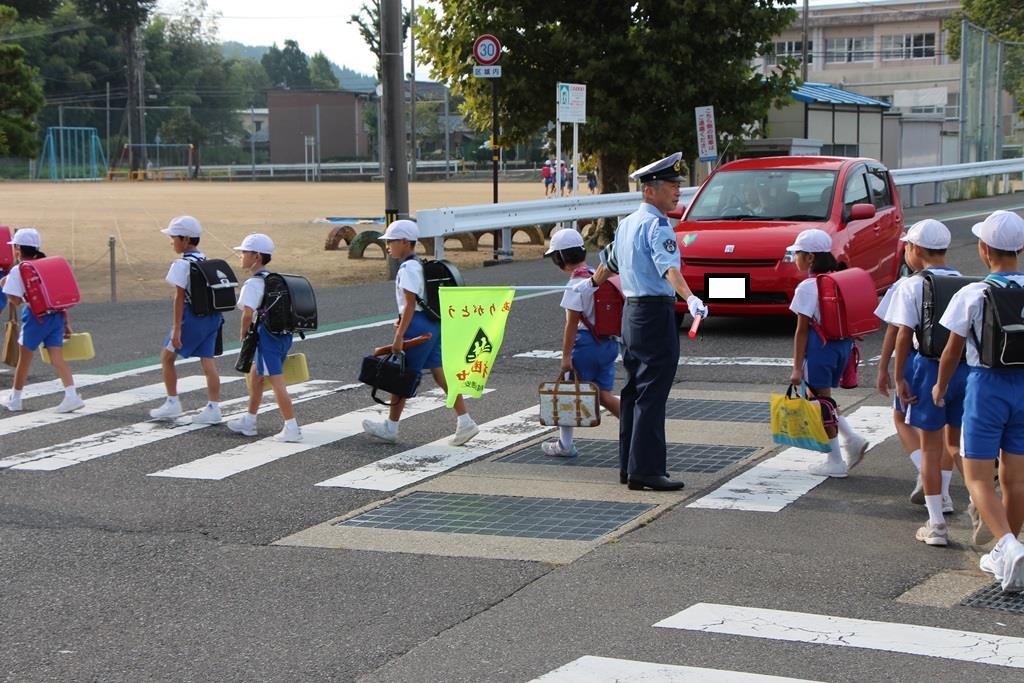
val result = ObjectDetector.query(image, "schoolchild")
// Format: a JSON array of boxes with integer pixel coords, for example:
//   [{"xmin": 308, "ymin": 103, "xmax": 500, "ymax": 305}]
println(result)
[
  {"xmin": 150, "ymin": 216, "xmax": 223, "ymax": 423},
  {"xmin": 361, "ymin": 219, "xmax": 479, "ymax": 446},
  {"xmin": 540, "ymin": 228, "xmax": 621, "ymax": 457},
  {"xmin": 935, "ymin": 210, "xmax": 1024, "ymax": 593},
  {"xmin": 874, "ymin": 256, "xmax": 925, "ymax": 504},
  {"xmin": 542, "ymin": 161, "xmax": 553, "ymax": 197},
  {"xmin": 886, "ymin": 219, "xmax": 965, "ymax": 546},
  {"xmin": 786, "ymin": 228, "xmax": 868, "ymax": 477},
  {"xmin": 226, "ymin": 234, "xmax": 302, "ymax": 442},
  {"xmin": 0, "ymin": 228, "xmax": 84, "ymax": 413}
]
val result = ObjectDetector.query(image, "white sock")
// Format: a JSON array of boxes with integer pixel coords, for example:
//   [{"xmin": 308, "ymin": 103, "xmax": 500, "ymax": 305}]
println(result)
[
  {"xmin": 244, "ymin": 412, "xmax": 257, "ymax": 424},
  {"xmin": 64, "ymin": 385, "xmax": 77, "ymax": 399},
  {"xmin": 997, "ymin": 533, "xmax": 1019, "ymax": 551},
  {"xmin": 207, "ymin": 401, "xmax": 219, "ymax": 409},
  {"xmin": 559, "ymin": 426, "xmax": 574, "ymax": 450},
  {"xmin": 837, "ymin": 416, "xmax": 855, "ymax": 441},
  {"xmin": 924, "ymin": 495, "xmax": 945, "ymax": 526},
  {"xmin": 284, "ymin": 418, "xmax": 298, "ymax": 430},
  {"xmin": 385, "ymin": 418, "xmax": 399, "ymax": 434},
  {"xmin": 457, "ymin": 413, "xmax": 474, "ymax": 428},
  {"xmin": 828, "ymin": 438, "xmax": 843, "ymax": 465},
  {"xmin": 166, "ymin": 395, "xmax": 181, "ymax": 405},
  {"xmin": 940, "ymin": 470, "xmax": 953, "ymax": 498},
  {"xmin": 910, "ymin": 449, "xmax": 923, "ymax": 472},
  {"xmin": 11, "ymin": 389, "xmax": 23, "ymax": 401}
]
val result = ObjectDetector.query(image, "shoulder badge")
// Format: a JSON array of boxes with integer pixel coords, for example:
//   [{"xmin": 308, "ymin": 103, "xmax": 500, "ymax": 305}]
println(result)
[{"xmin": 663, "ymin": 239, "xmax": 677, "ymax": 254}]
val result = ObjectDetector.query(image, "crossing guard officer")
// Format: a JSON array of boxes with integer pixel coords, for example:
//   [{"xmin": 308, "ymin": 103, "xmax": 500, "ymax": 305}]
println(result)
[{"xmin": 595, "ymin": 152, "xmax": 708, "ymax": 491}]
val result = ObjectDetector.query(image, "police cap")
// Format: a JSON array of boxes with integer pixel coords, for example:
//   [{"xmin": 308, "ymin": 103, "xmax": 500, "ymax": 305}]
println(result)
[{"xmin": 630, "ymin": 152, "xmax": 685, "ymax": 184}]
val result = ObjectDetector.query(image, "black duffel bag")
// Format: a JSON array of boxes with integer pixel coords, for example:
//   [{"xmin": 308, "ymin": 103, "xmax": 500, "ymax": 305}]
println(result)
[
  {"xmin": 235, "ymin": 325, "xmax": 258, "ymax": 374},
  {"xmin": 359, "ymin": 352, "xmax": 421, "ymax": 405}
]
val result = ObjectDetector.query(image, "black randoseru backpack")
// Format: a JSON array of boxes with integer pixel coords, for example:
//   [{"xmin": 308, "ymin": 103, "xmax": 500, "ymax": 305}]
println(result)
[
  {"xmin": 184, "ymin": 254, "xmax": 238, "ymax": 316},
  {"xmin": 260, "ymin": 273, "xmax": 318, "ymax": 338},
  {"xmin": 918, "ymin": 273, "xmax": 981, "ymax": 359},
  {"xmin": 416, "ymin": 259, "xmax": 464, "ymax": 322},
  {"xmin": 979, "ymin": 274, "xmax": 1024, "ymax": 368}
]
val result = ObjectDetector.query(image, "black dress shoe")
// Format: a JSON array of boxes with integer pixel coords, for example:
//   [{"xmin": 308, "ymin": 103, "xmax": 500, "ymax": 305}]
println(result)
[
  {"xmin": 627, "ymin": 475, "xmax": 685, "ymax": 491},
  {"xmin": 619, "ymin": 471, "xmax": 628, "ymax": 485}
]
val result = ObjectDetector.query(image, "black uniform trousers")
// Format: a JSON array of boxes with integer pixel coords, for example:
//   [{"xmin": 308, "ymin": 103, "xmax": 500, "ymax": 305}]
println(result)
[{"xmin": 619, "ymin": 300, "xmax": 680, "ymax": 479}]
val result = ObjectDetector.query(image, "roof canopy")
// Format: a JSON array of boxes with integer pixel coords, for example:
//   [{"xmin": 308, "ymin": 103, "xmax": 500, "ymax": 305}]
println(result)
[{"xmin": 791, "ymin": 82, "xmax": 892, "ymax": 108}]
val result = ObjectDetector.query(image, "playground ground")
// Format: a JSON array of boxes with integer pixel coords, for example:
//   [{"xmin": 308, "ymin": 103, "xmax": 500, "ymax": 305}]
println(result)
[{"xmin": 0, "ymin": 180, "xmax": 549, "ymax": 303}]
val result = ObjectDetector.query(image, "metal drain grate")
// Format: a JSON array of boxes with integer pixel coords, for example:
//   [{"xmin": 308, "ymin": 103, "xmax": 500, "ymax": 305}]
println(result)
[
  {"xmin": 499, "ymin": 439, "xmax": 758, "ymax": 474},
  {"xmin": 664, "ymin": 399, "xmax": 768, "ymax": 423},
  {"xmin": 337, "ymin": 492, "xmax": 655, "ymax": 541},
  {"xmin": 960, "ymin": 582, "xmax": 1024, "ymax": 614}
]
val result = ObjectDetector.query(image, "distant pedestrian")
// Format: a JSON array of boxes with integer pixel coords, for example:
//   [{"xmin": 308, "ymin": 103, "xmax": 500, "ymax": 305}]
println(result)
[
  {"xmin": 587, "ymin": 170, "xmax": 597, "ymax": 194},
  {"xmin": 541, "ymin": 161, "xmax": 554, "ymax": 197}
]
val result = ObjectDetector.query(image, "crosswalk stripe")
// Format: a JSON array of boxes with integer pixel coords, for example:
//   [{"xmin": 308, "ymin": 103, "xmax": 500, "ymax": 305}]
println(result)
[
  {"xmin": 0, "ymin": 375, "xmax": 237, "ymax": 437},
  {"xmin": 146, "ymin": 388, "xmax": 457, "ymax": 481},
  {"xmin": 687, "ymin": 406, "xmax": 895, "ymax": 512},
  {"xmin": 10, "ymin": 374, "xmax": 117, "ymax": 401},
  {"xmin": 315, "ymin": 405, "xmax": 549, "ymax": 491},
  {"xmin": 531, "ymin": 655, "xmax": 820, "ymax": 682},
  {"xmin": 513, "ymin": 350, "xmax": 794, "ymax": 367},
  {"xmin": 654, "ymin": 603, "xmax": 1024, "ymax": 669},
  {"xmin": 1, "ymin": 381, "xmax": 352, "ymax": 471}
]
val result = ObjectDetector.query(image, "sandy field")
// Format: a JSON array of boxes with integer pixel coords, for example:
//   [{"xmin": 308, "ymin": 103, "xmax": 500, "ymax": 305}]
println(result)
[{"xmin": 0, "ymin": 180, "xmax": 549, "ymax": 303}]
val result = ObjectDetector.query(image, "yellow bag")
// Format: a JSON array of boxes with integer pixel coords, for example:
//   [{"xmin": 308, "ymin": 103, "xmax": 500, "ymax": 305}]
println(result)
[
  {"xmin": 40, "ymin": 332, "xmax": 95, "ymax": 363},
  {"xmin": 770, "ymin": 385, "xmax": 830, "ymax": 453},
  {"xmin": 2, "ymin": 308, "xmax": 19, "ymax": 367},
  {"xmin": 246, "ymin": 353, "xmax": 310, "ymax": 392}
]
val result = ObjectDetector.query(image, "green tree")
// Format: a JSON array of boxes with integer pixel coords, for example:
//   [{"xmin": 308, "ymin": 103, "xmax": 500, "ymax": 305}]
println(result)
[
  {"xmin": 418, "ymin": 1, "xmax": 798, "ymax": 201},
  {"xmin": 262, "ymin": 39, "xmax": 309, "ymax": 89},
  {"xmin": 947, "ymin": 1, "xmax": 1024, "ymax": 113},
  {"xmin": 2, "ymin": 0, "xmax": 60, "ymax": 20},
  {"xmin": 228, "ymin": 57, "xmax": 271, "ymax": 108},
  {"xmin": 309, "ymin": 51, "xmax": 339, "ymax": 89},
  {"xmin": 0, "ymin": 6, "xmax": 44, "ymax": 157},
  {"xmin": 348, "ymin": 0, "xmax": 410, "ymax": 81}
]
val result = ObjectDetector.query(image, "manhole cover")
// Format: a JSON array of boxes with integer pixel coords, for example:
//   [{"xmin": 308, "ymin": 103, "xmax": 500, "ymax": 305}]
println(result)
[
  {"xmin": 499, "ymin": 439, "xmax": 757, "ymax": 474},
  {"xmin": 337, "ymin": 492, "xmax": 655, "ymax": 541},
  {"xmin": 960, "ymin": 582, "xmax": 1024, "ymax": 614},
  {"xmin": 664, "ymin": 399, "xmax": 768, "ymax": 423}
]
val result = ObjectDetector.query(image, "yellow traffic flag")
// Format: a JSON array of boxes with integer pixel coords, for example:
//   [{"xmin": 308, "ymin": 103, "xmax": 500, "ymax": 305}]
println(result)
[{"xmin": 439, "ymin": 286, "xmax": 515, "ymax": 407}]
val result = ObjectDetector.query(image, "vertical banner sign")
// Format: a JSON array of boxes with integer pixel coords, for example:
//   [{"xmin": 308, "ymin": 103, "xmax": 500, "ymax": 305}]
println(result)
[
  {"xmin": 695, "ymin": 106, "xmax": 718, "ymax": 162},
  {"xmin": 440, "ymin": 287, "xmax": 515, "ymax": 407}
]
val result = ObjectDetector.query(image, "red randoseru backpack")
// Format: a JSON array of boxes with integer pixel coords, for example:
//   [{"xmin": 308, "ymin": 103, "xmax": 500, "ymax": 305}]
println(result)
[
  {"xmin": 815, "ymin": 267, "xmax": 880, "ymax": 341},
  {"xmin": 572, "ymin": 266, "xmax": 624, "ymax": 338},
  {"xmin": 19, "ymin": 256, "xmax": 81, "ymax": 320}
]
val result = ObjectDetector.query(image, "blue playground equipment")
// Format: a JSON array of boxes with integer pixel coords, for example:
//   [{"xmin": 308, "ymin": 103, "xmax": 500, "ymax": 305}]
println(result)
[{"xmin": 35, "ymin": 126, "xmax": 107, "ymax": 181}]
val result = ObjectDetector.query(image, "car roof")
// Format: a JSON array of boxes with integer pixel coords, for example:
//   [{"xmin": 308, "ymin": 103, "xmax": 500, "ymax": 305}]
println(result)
[{"xmin": 715, "ymin": 156, "xmax": 882, "ymax": 172}]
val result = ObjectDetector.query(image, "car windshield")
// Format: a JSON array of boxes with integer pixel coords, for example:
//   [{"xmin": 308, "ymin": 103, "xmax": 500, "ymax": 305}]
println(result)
[{"xmin": 686, "ymin": 169, "xmax": 837, "ymax": 222}]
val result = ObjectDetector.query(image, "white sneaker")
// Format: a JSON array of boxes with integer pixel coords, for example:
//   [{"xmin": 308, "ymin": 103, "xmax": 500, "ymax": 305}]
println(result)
[
  {"xmin": 968, "ymin": 500, "xmax": 993, "ymax": 545},
  {"xmin": 808, "ymin": 459, "xmax": 848, "ymax": 478},
  {"xmin": 192, "ymin": 404, "xmax": 222, "ymax": 425},
  {"xmin": 363, "ymin": 419, "xmax": 397, "ymax": 443},
  {"xmin": 149, "ymin": 400, "xmax": 183, "ymax": 420},
  {"xmin": 980, "ymin": 550, "xmax": 1004, "ymax": 580},
  {"xmin": 54, "ymin": 394, "xmax": 85, "ymax": 413},
  {"xmin": 999, "ymin": 542, "xmax": 1024, "ymax": 593},
  {"xmin": 909, "ymin": 474, "xmax": 925, "ymax": 505},
  {"xmin": 841, "ymin": 434, "xmax": 868, "ymax": 469},
  {"xmin": 226, "ymin": 417, "xmax": 257, "ymax": 437},
  {"xmin": 941, "ymin": 493, "xmax": 955, "ymax": 514},
  {"xmin": 273, "ymin": 424, "xmax": 303, "ymax": 443},
  {"xmin": 540, "ymin": 439, "xmax": 578, "ymax": 458},
  {"xmin": 449, "ymin": 419, "xmax": 480, "ymax": 446},
  {"xmin": 915, "ymin": 521, "xmax": 949, "ymax": 547},
  {"xmin": 0, "ymin": 394, "xmax": 23, "ymax": 412}
]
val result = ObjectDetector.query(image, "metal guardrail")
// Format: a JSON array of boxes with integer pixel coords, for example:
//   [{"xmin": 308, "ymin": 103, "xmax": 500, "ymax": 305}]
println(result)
[
  {"xmin": 152, "ymin": 159, "xmax": 461, "ymax": 178},
  {"xmin": 417, "ymin": 159, "xmax": 1024, "ymax": 259}
]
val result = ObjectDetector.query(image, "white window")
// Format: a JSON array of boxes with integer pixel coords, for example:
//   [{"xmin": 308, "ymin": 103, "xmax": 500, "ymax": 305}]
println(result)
[
  {"xmin": 882, "ymin": 33, "xmax": 936, "ymax": 60},
  {"xmin": 825, "ymin": 37, "xmax": 874, "ymax": 64},
  {"xmin": 766, "ymin": 40, "xmax": 813, "ymax": 66}
]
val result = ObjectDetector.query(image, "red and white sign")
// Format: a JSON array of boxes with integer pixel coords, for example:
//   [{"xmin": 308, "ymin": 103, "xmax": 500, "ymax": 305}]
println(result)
[
  {"xmin": 695, "ymin": 106, "xmax": 718, "ymax": 162},
  {"xmin": 472, "ymin": 34, "xmax": 502, "ymax": 66}
]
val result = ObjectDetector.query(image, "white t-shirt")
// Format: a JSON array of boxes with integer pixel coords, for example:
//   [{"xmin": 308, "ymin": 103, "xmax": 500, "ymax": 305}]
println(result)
[
  {"xmin": 395, "ymin": 258, "xmax": 425, "ymax": 315},
  {"xmin": 165, "ymin": 251, "xmax": 205, "ymax": 290},
  {"xmin": 237, "ymin": 275, "xmax": 266, "ymax": 312},
  {"xmin": 885, "ymin": 266, "xmax": 960, "ymax": 330},
  {"xmin": 560, "ymin": 267, "xmax": 596, "ymax": 329},
  {"xmin": 875, "ymin": 276, "xmax": 908, "ymax": 320},
  {"xmin": 2, "ymin": 266, "xmax": 25, "ymax": 298},
  {"xmin": 789, "ymin": 277, "xmax": 819, "ymax": 322},
  {"xmin": 940, "ymin": 273, "xmax": 1024, "ymax": 367}
]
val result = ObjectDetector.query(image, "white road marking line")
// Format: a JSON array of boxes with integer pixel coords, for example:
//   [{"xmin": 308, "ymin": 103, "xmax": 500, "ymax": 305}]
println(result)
[
  {"xmin": 654, "ymin": 603, "xmax": 1024, "ymax": 670},
  {"xmin": 146, "ymin": 388, "xmax": 461, "ymax": 480},
  {"xmin": 514, "ymin": 351, "xmax": 796, "ymax": 367},
  {"xmin": 1, "ymin": 381, "xmax": 353, "ymax": 471},
  {"xmin": 11, "ymin": 374, "xmax": 115, "ymax": 401},
  {"xmin": 687, "ymin": 406, "xmax": 895, "ymax": 512},
  {"xmin": 0, "ymin": 376, "xmax": 237, "ymax": 437},
  {"xmin": 531, "ymin": 656, "xmax": 820, "ymax": 682},
  {"xmin": 315, "ymin": 405, "xmax": 549, "ymax": 491}
]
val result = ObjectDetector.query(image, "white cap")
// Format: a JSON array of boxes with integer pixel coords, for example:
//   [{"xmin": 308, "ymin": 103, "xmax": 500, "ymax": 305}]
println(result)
[
  {"xmin": 233, "ymin": 233, "xmax": 275, "ymax": 254},
  {"xmin": 8, "ymin": 228, "xmax": 41, "ymax": 249},
  {"xmin": 786, "ymin": 228, "xmax": 832, "ymax": 253},
  {"xmin": 901, "ymin": 219, "xmax": 951, "ymax": 250},
  {"xmin": 545, "ymin": 228, "xmax": 585, "ymax": 255},
  {"xmin": 972, "ymin": 210, "xmax": 1024, "ymax": 252},
  {"xmin": 379, "ymin": 219, "xmax": 419, "ymax": 241},
  {"xmin": 160, "ymin": 215, "xmax": 202, "ymax": 238}
]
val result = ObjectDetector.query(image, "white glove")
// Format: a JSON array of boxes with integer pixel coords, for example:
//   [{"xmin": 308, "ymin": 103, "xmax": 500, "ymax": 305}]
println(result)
[{"xmin": 686, "ymin": 295, "xmax": 708, "ymax": 319}]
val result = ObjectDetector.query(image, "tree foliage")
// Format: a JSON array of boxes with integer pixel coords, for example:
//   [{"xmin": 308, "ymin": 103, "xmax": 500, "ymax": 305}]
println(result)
[
  {"xmin": 348, "ymin": 0, "xmax": 411, "ymax": 81},
  {"xmin": 309, "ymin": 51, "xmax": 340, "ymax": 89},
  {"xmin": 417, "ymin": 0, "xmax": 798, "ymax": 194},
  {"xmin": 75, "ymin": 0, "xmax": 156, "ymax": 33},
  {"xmin": 0, "ymin": 6, "xmax": 44, "ymax": 157},
  {"xmin": 1, "ymin": 0, "xmax": 61, "ymax": 21},
  {"xmin": 261, "ymin": 39, "xmax": 310, "ymax": 89}
]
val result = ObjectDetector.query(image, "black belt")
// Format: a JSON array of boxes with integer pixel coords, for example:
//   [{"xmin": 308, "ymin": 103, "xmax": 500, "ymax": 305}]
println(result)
[{"xmin": 626, "ymin": 296, "xmax": 675, "ymax": 304}]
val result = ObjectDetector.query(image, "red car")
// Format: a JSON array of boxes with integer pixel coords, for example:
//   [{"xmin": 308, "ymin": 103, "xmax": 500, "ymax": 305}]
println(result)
[{"xmin": 670, "ymin": 156, "xmax": 904, "ymax": 317}]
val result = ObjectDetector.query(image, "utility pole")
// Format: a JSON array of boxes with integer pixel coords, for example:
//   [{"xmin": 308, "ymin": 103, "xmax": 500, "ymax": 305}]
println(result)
[
  {"xmin": 106, "ymin": 82, "xmax": 111, "ymax": 164},
  {"xmin": 381, "ymin": 0, "xmax": 409, "ymax": 279},
  {"xmin": 409, "ymin": 0, "xmax": 417, "ymax": 181},
  {"xmin": 801, "ymin": 0, "xmax": 809, "ymax": 82},
  {"xmin": 443, "ymin": 86, "xmax": 451, "ymax": 179},
  {"xmin": 250, "ymin": 103, "xmax": 256, "ymax": 180},
  {"xmin": 136, "ymin": 26, "xmax": 148, "ymax": 171}
]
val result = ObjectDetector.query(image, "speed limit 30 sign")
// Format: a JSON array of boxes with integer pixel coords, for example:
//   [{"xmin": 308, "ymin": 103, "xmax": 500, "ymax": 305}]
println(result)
[{"xmin": 472, "ymin": 34, "xmax": 501, "ymax": 65}]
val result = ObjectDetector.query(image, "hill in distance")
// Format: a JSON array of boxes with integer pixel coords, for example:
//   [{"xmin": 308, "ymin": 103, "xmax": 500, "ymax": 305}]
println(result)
[{"xmin": 221, "ymin": 40, "xmax": 376, "ymax": 92}]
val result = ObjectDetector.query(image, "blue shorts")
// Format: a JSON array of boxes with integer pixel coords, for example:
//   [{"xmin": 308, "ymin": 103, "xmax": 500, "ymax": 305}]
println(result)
[
  {"xmin": 254, "ymin": 323, "xmax": 293, "ymax": 376},
  {"xmin": 962, "ymin": 368, "xmax": 1024, "ymax": 459},
  {"xmin": 894, "ymin": 349, "xmax": 917, "ymax": 412},
  {"xmin": 803, "ymin": 334, "xmax": 852, "ymax": 390},
  {"xmin": 571, "ymin": 329, "xmax": 618, "ymax": 391},
  {"xmin": 905, "ymin": 355, "xmax": 968, "ymax": 431},
  {"xmin": 404, "ymin": 311, "xmax": 442, "ymax": 373},
  {"xmin": 544, "ymin": 177, "xmax": 553, "ymax": 187},
  {"xmin": 19, "ymin": 308, "xmax": 64, "ymax": 352},
  {"xmin": 165, "ymin": 304, "xmax": 222, "ymax": 359}
]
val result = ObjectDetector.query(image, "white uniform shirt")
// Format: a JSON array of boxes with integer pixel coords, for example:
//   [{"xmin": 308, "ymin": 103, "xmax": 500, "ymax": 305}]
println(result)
[
  {"xmin": 560, "ymin": 267, "xmax": 596, "ymax": 329},
  {"xmin": 940, "ymin": 273, "xmax": 1024, "ymax": 367},
  {"xmin": 789, "ymin": 277, "xmax": 820, "ymax": 323},
  {"xmin": 165, "ymin": 251, "xmax": 205, "ymax": 289},
  {"xmin": 395, "ymin": 258, "xmax": 425, "ymax": 315},
  {"xmin": 2, "ymin": 266, "xmax": 25, "ymax": 298},
  {"xmin": 885, "ymin": 267, "xmax": 960, "ymax": 330},
  {"xmin": 237, "ymin": 275, "xmax": 266, "ymax": 312},
  {"xmin": 874, "ymin": 276, "xmax": 908, "ymax": 320}
]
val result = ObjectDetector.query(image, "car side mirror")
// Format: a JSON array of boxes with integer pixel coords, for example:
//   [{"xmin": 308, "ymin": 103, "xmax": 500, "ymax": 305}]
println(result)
[{"xmin": 849, "ymin": 203, "xmax": 876, "ymax": 221}]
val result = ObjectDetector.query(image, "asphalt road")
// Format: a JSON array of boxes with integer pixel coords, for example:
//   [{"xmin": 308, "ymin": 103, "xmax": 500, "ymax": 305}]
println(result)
[{"xmin": 3, "ymin": 193, "xmax": 1024, "ymax": 683}]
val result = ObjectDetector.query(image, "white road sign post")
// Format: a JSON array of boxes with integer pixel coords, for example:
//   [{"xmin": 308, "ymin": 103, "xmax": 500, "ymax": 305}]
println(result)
[
  {"xmin": 473, "ymin": 34, "xmax": 507, "ymax": 260},
  {"xmin": 695, "ymin": 105, "xmax": 718, "ymax": 176},
  {"xmin": 555, "ymin": 83, "xmax": 586, "ymax": 202}
]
